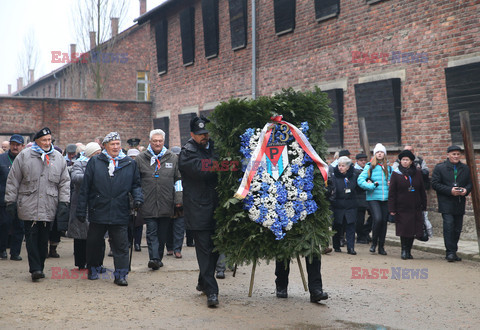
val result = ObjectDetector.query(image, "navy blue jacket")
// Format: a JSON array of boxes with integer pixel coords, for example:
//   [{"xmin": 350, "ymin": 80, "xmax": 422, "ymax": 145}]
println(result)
[
  {"xmin": 76, "ymin": 153, "xmax": 143, "ymax": 225},
  {"xmin": 0, "ymin": 151, "xmax": 16, "ymax": 207}
]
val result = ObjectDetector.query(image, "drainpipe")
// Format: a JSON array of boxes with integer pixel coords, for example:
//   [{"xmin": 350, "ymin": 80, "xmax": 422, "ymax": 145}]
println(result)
[{"xmin": 251, "ymin": 0, "xmax": 256, "ymax": 100}]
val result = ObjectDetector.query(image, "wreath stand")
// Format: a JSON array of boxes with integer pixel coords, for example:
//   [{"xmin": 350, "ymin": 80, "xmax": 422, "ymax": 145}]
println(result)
[{"xmin": 240, "ymin": 256, "xmax": 308, "ymax": 297}]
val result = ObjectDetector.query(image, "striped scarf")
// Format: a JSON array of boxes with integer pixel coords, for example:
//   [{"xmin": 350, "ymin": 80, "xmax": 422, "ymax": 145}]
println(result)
[
  {"xmin": 31, "ymin": 142, "xmax": 55, "ymax": 164},
  {"xmin": 102, "ymin": 149, "xmax": 126, "ymax": 176},
  {"xmin": 76, "ymin": 152, "xmax": 89, "ymax": 162},
  {"xmin": 147, "ymin": 144, "xmax": 167, "ymax": 168}
]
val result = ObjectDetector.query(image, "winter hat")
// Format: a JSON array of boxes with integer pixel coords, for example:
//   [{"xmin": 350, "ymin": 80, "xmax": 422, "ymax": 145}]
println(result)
[
  {"xmin": 127, "ymin": 148, "xmax": 140, "ymax": 157},
  {"xmin": 447, "ymin": 145, "xmax": 462, "ymax": 153},
  {"xmin": 373, "ymin": 143, "xmax": 387, "ymax": 156},
  {"xmin": 84, "ymin": 142, "xmax": 101, "ymax": 158},
  {"xmin": 339, "ymin": 149, "xmax": 350, "ymax": 157},
  {"xmin": 102, "ymin": 132, "xmax": 121, "ymax": 144},
  {"xmin": 398, "ymin": 149, "xmax": 415, "ymax": 162},
  {"xmin": 33, "ymin": 127, "xmax": 51, "ymax": 140}
]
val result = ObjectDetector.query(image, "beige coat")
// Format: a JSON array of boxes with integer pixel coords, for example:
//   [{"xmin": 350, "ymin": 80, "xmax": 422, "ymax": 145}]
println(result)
[{"xmin": 5, "ymin": 147, "xmax": 70, "ymax": 222}]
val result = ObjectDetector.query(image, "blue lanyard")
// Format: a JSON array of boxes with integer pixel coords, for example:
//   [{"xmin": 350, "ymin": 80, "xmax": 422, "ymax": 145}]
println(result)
[
  {"xmin": 404, "ymin": 175, "xmax": 412, "ymax": 186},
  {"xmin": 344, "ymin": 178, "xmax": 349, "ymax": 189}
]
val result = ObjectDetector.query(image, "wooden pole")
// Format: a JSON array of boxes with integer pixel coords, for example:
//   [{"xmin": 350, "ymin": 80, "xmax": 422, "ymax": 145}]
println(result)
[
  {"xmin": 296, "ymin": 256, "xmax": 308, "ymax": 292},
  {"xmin": 459, "ymin": 111, "xmax": 480, "ymax": 255},
  {"xmin": 248, "ymin": 261, "xmax": 256, "ymax": 297},
  {"xmin": 358, "ymin": 117, "xmax": 371, "ymax": 157},
  {"xmin": 232, "ymin": 264, "xmax": 237, "ymax": 277}
]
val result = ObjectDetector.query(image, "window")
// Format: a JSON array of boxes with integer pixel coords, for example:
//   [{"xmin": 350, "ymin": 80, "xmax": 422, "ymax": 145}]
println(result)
[
  {"xmin": 445, "ymin": 62, "xmax": 480, "ymax": 144},
  {"xmin": 274, "ymin": 0, "xmax": 296, "ymax": 36},
  {"xmin": 153, "ymin": 116, "xmax": 170, "ymax": 147},
  {"xmin": 178, "ymin": 113, "xmax": 197, "ymax": 146},
  {"xmin": 354, "ymin": 78, "xmax": 402, "ymax": 145},
  {"xmin": 137, "ymin": 71, "xmax": 151, "ymax": 101},
  {"xmin": 202, "ymin": 0, "xmax": 219, "ymax": 59},
  {"xmin": 180, "ymin": 7, "xmax": 195, "ymax": 66},
  {"xmin": 228, "ymin": 0, "xmax": 248, "ymax": 50},
  {"xmin": 155, "ymin": 19, "xmax": 168, "ymax": 74},
  {"xmin": 314, "ymin": 0, "xmax": 340, "ymax": 22},
  {"xmin": 366, "ymin": 0, "xmax": 387, "ymax": 4},
  {"xmin": 323, "ymin": 89, "xmax": 344, "ymax": 148}
]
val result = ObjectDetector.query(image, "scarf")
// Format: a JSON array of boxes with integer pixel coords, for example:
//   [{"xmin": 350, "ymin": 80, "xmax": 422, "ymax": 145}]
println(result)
[
  {"xmin": 147, "ymin": 144, "xmax": 167, "ymax": 168},
  {"xmin": 398, "ymin": 164, "xmax": 416, "ymax": 177},
  {"xmin": 76, "ymin": 152, "xmax": 89, "ymax": 162},
  {"xmin": 31, "ymin": 142, "xmax": 55, "ymax": 164},
  {"xmin": 102, "ymin": 149, "xmax": 126, "ymax": 176}
]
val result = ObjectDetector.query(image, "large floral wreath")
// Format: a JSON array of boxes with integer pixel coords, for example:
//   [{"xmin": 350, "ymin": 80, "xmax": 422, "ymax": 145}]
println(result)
[{"xmin": 209, "ymin": 88, "xmax": 334, "ymax": 266}]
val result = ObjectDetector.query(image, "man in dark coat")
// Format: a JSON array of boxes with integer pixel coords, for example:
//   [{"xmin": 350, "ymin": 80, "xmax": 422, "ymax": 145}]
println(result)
[
  {"xmin": 136, "ymin": 129, "xmax": 182, "ymax": 270},
  {"xmin": 0, "ymin": 134, "xmax": 25, "ymax": 261},
  {"xmin": 179, "ymin": 115, "xmax": 220, "ymax": 307},
  {"xmin": 77, "ymin": 132, "xmax": 143, "ymax": 286},
  {"xmin": 431, "ymin": 145, "xmax": 472, "ymax": 262}
]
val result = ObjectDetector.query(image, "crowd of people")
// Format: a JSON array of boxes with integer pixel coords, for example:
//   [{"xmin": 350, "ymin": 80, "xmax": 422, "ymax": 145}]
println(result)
[{"xmin": 0, "ymin": 120, "xmax": 474, "ymax": 308}]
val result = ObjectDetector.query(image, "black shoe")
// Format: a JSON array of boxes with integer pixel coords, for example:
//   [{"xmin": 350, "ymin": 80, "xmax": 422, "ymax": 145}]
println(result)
[
  {"xmin": 276, "ymin": 288, "xmax": 288, "ymax": 298},
  {"xmin": 454, "ymin": 254, "xmax": 462, "ymax": 261},
  {"xmin": 134, "ymin": 244, "xmax": 141, "ymax": 252},
  {"xmin": 148, "ymin": 260, "xmax": 162, "ymax": 270},
  {"xmin": 114, "ymin": 277, "xmax": 128, "ymax": 286},
  {"xmin": 216, "ymin": 271, "xmax": 225, "ymax": 279},
  {"xmin": 369, "ymin": 244, "xmax": 376, "ymax": 253},
  {"xmin": 356, "ymin": 239, "xmax": 368, "ymax": 244},
  {"xmin": 0, "ymin": 251, "xmax": 7, "ymax": 259},
  {"xmin": 334, "ymin": 248, "xmax": 341, "ymax": 253},
  {"xmin": 31, "ymin": 271, "xmax": 43, "ymax": 281},
  {"xmin": 207, "ymin": 293, "xmax": 219, "ymax": 307},
  {"xmin": 48, "ymin": 245, "xmax": 60, "ymax": 258},
  {"xmin": 378, "ymin": 246, "xmax": 387, "ymax": 255},
  {"xmin": 310, "ymin": 289, "xmax": 328, "ymax": 302},
  {"xmin": 347, "ymin": 249, "xmax": 357, "ymax": 255},
  {"xmin": 196, "ymin": 283, "xmax": 205, "ymax": 293},
  {"xmin": 10, "ymin": 255, "xmax": 22, "ymax": 261},
  {"xmin": 446, "ymin": 254, "xmax": 456, "ymax": 262},
  {"xmin": 186, "ymin": 242, "xmax": 195, "ymax": 247}
]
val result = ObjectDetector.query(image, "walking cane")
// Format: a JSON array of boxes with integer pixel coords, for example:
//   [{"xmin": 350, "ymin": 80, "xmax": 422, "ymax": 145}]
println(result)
[{"xmin": 128, "ymin": 210, "xmax": 136, "ymax": 271}]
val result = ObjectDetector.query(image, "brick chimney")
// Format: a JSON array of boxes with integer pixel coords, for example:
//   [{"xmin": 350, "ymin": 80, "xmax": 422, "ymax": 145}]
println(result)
[
  {"xmin": 29, "ymin": 69, "xmax": 34, "ymax": 84},
  {"xmin": 111, "ymin": 17, "xmax": 119, "ymax": 37},
  {"xmin": 70, "ymin": 44, "xmax": 76, "ymax": 62},
  {"xmin": 140, "ymin": 0, "xmax": 146, "ymax": 15},
  {"xmin": 8, "ymin": 84, "xmax": 11, "ymax": 95},
  {"xmin": 17, "ymin": 77, "xmax": 23, "ymax": 91},
  {"xmin": 90, "ymin": 31, "xmax": 96, "ymax": 49}
]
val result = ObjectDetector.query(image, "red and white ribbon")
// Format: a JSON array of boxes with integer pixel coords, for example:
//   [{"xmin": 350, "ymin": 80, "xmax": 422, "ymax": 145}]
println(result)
[{"xmin": 234, "ymin": 116, "xmax": 328, "ymax": 199}]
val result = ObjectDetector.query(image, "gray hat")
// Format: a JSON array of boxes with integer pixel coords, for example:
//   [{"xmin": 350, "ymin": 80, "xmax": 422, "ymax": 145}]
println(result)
[
  {"xmin": 447, "ymin": 145, "xmax": 462, "ymax": 153},
  {"xmin": 103, "ymin": 132, "xmax": 121, "ymax": 144},
  {"xmin": 66, "ymin": 144, "xmax": 77, "ymax": 153}
]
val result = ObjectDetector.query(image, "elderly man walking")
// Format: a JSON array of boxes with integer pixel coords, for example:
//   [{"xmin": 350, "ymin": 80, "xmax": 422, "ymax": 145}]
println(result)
[
  {"xmin": 179, "ymin": 115, "xmax": 220, "ymax": 307},
  {"xmin": 136, "ymin": 129, "xmax": 182, "ymax": 270},
  {"xmin": 5, "ymin": 128, "xmax": 70, "ymax": 281},
  {"xmin": 77, "ymin": 132, "xmax": 143, "ymax": 286},
  {"xmin": 0, "ymin": 134, "xmax": 26, "ymax": 261}
]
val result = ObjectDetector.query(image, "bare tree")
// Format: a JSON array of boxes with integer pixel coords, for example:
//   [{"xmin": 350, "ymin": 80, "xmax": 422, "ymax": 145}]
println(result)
[
  {"xmin": 18, "ymin": 28, "xmax": 41, "ymax": 86},
  {"xmin": 70, "ymin": 0, "xmax": 130, "ymax": 98}
]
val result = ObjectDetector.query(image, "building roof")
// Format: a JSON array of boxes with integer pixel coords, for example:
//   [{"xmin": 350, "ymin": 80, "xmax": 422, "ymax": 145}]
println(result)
[{"xmin": 134, "ymin": 0, "xmax": 177, "ymax": 25}]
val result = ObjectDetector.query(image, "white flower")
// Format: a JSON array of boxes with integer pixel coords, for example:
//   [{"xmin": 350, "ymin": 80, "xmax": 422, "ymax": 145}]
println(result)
[
  {"xmin": 298, "ymin": 167, "xmax": 305, "ymax": 178},
  {"xmin": 285, "ymin": 221, "xmax": 293, "ymax": 231},
  {"xmin": 250, "ymin": 181, "xmax": 262, "ymax": 192},
  {"xmin": 300, "ymin": 211, "xmax": 307, "ymax": 221},
  {"xmin": 299, "ymin": 192, "xmax": 308, "ymax": 201},
  {"xmin": 248, "ymin": 206, "xmax": 260, "ymax": 220}
]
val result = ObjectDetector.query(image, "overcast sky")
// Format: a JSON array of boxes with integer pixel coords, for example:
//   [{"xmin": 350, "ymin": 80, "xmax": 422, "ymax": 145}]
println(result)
[{"xmin": 0, "ymin": 0, "xmax": 166, "ymax": 95}]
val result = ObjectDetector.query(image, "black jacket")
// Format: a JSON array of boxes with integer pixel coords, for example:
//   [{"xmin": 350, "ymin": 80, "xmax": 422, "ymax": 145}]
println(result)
[
  {"xmin": 327, "ymin": 165, "xmax": 358, "ymax": 224},
  {"xmin": 431, "ymin": 159, "xmax": 472, "ymax": 215},
  {"xmin": 0, "ymin": 151, "xmax": 16, "ymax": 208},
  {"xmin": 179, "ymin": 138, "xmax": 218, "ymax": 231},
  {"xmin": 76, "ymin": 153, "xmax": 143, "ymax": 225}
]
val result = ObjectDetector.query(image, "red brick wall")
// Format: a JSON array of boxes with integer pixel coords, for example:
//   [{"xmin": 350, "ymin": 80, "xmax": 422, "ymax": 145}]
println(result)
[{"xmin": 0, "ymin": 97, "xmax": 152, "ymax": 149}]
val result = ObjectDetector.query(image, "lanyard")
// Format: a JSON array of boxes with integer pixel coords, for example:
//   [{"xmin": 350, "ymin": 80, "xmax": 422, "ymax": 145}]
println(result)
[
  {"xmin": 404, "ymin": 175, "xmax": 412, "ymax": 186},
  {"xmin": 344, "ymin": 178, "xmax": 349, "ymax": 189},
  {"xmin": 155, "ymin": 158, "xmax": 161, "ymax": 171},
  {"xmin": 7, "ymin": 154, "xmax": 13, "ymax": 165},
  {"xmin": 454, "ymin": 165, "xmax": 457, "ymax": 183}
]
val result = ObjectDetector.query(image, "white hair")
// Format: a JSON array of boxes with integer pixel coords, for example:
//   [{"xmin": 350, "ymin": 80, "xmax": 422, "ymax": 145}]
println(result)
[
  {"xmin": 150, "ymin": 129, "xmax": 165, "ymax": 140},
  {"xmin": 337, "ymin": 156, "xmax": 352, "ymax": 167}
]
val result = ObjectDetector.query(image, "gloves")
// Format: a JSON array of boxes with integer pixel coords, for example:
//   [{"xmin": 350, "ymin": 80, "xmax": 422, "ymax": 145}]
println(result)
[
  {"xmin": 77, "ymin": 216, "xmax": 86, "ymax": 223},
  {"xmin": 134, "ymin": 201, "xmax": 143, "ymax": 211},
  {"xmin": 6, "ymin": 202, "xmax": 17, "ymax": 219},
  {"xmin": 56, "ymin": 202, "xmax": 70, "ymax": 221}
]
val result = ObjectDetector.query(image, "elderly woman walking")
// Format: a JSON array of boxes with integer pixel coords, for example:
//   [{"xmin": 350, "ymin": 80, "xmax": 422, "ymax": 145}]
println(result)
[
  {"xmin": 388, "ymin": 149, "xmax": 427, "ymax": 259},
  {"xmin": 328, "ymin": 156, "xmax": 358, "ymax": 255}
]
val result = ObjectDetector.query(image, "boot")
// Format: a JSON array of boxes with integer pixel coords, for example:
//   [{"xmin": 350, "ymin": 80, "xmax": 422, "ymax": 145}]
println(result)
[
  {"xmin": 369, "ymin": 238, "xmax": 377, "ymax": 253},
  {"xmin": 378, "ymin": 243, "xmax": 387, "ymax": 255},
  {"xmin": 48, "ymin": 244, "xmax": 60, "ymax": 258},
  {"xmin": 407, "ymin": 238, "xmax": 414, "ymax": 259},
  {"xmin": 400, "ymin": 237, "xmax": 407, "ymax": 260}
]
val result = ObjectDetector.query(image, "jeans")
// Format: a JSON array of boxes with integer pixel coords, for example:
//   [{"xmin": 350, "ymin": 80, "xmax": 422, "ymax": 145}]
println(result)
[
  {"xmin": 332, "ymin": 217, "xmax": 355, "ymax": 250},
  {"xmin": 145, "ymin": 217, "xmax": 170, "ymax": 261},
  {"xmin": 0, "ymin": 206, "xmax": 24, "ymax": 256},
  {"xmin": 442, "ymin": 213, "xmax": 463, "ymax": 255},
  {"xmin": 368, "ymin": 201, "xmax": 389, "ymax": 246},
  {"xmin": 166, "ymin": 216, "xmax": 185, "ymax": 253}
]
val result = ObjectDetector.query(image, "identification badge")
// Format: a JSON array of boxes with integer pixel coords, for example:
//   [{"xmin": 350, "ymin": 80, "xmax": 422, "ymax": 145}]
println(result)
[
  {"xmin": 345, "ymin": 188, "xmax": 351, "ymax": 194},
  {"xmin": 408, "ymin": 186, "xmax": 415, "ymax": 192},
  {"xmin": 165, "ymin": 163, "xmax": 173, "ymax": 169}
]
